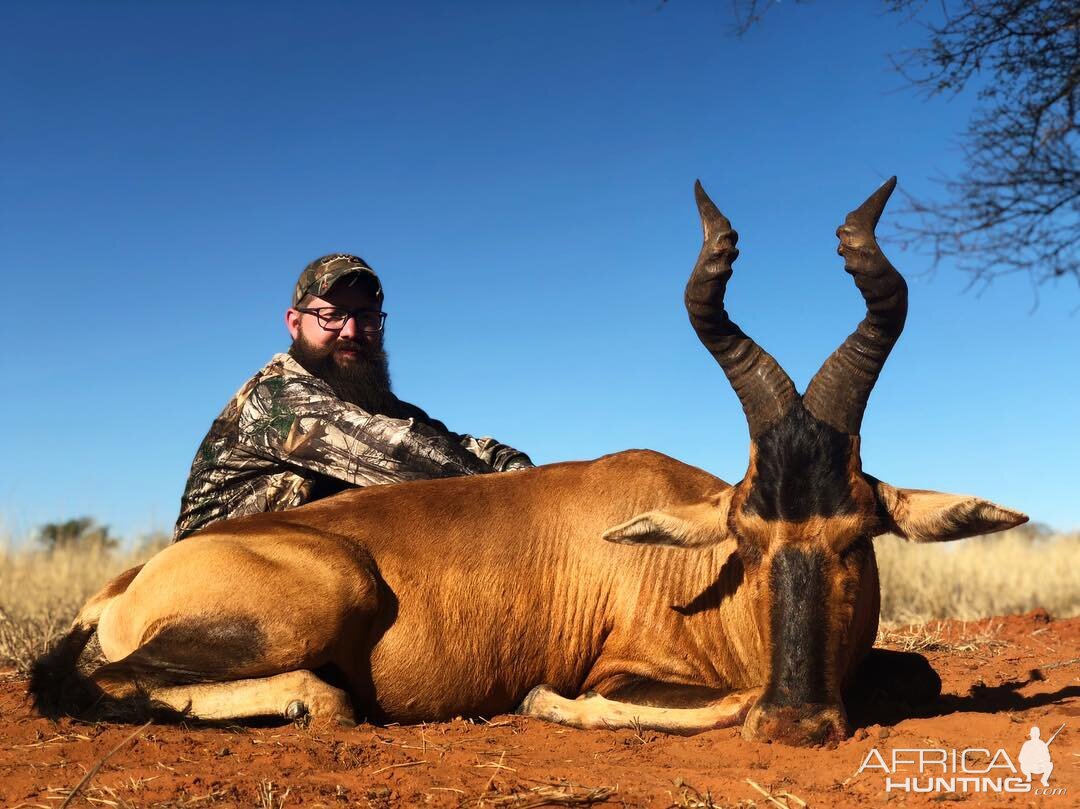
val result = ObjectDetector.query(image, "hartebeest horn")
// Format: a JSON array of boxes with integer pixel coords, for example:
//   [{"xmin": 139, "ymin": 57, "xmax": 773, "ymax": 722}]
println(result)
[
  {"xmin": 803, "ymin": 177, "xmax": 907, "ymax": 435},
  {"xmin": 686, "ymin": 181, "xmax": 796, "ymax": 438}
]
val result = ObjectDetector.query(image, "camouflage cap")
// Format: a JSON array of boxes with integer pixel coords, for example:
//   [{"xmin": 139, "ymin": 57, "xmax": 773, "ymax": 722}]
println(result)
[{"xmin": 293, "ymin": 254, "xmax": 384, "ymax": 307}]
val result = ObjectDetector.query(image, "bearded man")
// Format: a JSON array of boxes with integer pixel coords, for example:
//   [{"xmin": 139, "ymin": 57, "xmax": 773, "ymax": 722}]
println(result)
[{"xmin": 173, "ymin": 254, "xmax": 532, "ymax": 541}]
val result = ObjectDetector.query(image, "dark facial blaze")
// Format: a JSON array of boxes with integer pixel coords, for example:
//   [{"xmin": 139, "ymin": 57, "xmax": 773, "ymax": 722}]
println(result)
[
  {"xmin": 764, "ymin": 546, "xmax": 830, "ymax": 707},
  {"xmin": 735, "ymin": 403, "xmax": 878, "ymax": 746}
]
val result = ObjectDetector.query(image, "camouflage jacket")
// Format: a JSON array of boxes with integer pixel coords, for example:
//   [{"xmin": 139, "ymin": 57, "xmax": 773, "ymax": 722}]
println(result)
[{"xmin": 173, "ymin": 353, "xmax": 531, "ymax": 540}]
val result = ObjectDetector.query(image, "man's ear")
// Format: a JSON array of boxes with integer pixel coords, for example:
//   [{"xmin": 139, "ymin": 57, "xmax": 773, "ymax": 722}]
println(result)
[
  {"xmin": 872, "ymin": 479, "xmax": 1028, "ymax": 543},
  {"xmin": 602, "ymin": 489, "xmax": 734, "ymax": 548},
  {"xmin": 285, "ymin": 308, "xmax": 302, "ymax": 340}
]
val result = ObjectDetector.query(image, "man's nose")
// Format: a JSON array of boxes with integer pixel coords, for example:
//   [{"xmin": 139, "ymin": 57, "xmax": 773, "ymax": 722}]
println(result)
[
  {"xmin": 338, "ymin": 316, "xmax": 360, "ymax": 339},
  {"xmin": 337, "ymin": 315, "xmax": 374, "ymax": 342}
]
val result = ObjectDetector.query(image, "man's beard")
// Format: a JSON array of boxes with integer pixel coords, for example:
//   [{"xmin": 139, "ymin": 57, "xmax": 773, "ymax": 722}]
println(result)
[{"xmin": 288, "ymin": 334, "xmax": 399, "ymax": 416}]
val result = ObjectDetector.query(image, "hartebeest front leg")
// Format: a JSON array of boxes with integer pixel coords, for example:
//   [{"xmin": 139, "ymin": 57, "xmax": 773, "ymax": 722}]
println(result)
[
  {"xmin": 516, "ymin": 684, "xmax": 760, "ymax": 736},
  {"xmin": 93, "ymin": 668, "xmax": 357, "ymax": 724}
]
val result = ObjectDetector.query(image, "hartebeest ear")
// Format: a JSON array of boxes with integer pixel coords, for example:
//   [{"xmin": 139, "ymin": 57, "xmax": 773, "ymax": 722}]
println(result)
[
  {"xmin": 873, "ymin": 480, "xmax": 1028, "ymax": 543},
  {"xmin": 602, "ymin": 490, "xmax": 735, "ymax": 548}
]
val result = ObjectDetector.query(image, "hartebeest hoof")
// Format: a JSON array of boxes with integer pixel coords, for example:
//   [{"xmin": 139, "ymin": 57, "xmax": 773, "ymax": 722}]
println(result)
[
  {"xmin": 516, "ymin": 684, "xmax": 560, "ymax": 718},
  {"xmin": 285, "ymin": 700, "xmax": 308, "ymax": 721},
  {"xmin": 284, "ymin": 696, "xmax": 356, "ymax": 726},
  {"xmin": 279, "ymin": 671, "xmax": 356, "ymax": 725},
  {"xmin": 741, "ymin": 702, "xmax": 849, "ymax": 747}
]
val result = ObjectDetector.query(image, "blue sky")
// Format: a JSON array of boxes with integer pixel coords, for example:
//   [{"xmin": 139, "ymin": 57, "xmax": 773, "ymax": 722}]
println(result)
[{"xmin": 2, "ymin": 1, "xmax": 1077, "ymax": 542}]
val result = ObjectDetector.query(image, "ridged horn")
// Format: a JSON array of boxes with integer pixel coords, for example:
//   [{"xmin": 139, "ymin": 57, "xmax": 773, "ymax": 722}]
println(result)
[
  {"xmin": 686, "ymin": 181, "xmax": 796, "ymax": 439},
  {"xmin": 803, "ymin": 177, "xmax": 908, "ymax": 435}
]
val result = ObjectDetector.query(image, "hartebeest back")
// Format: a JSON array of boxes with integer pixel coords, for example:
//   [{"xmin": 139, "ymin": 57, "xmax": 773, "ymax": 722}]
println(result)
[{"xmin": 30, "ymin": 177, "xmax": 1026, "ymax": 746}]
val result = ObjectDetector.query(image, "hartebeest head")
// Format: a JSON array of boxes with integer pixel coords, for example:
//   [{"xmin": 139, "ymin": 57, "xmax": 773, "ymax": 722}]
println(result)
[{"xmin": 603, "ymin": 178, "xmax": 1027, "ymax": 746}]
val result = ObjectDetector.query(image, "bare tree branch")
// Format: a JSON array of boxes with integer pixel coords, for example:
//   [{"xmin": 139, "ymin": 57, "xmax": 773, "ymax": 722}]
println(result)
[
  {"xmin": 887, "ymin": 0, "xmax": 1079, "ymax": 288},
  {"xmin": 730, "ymin": 0, "xmax": 1080, "ymax": 292},
  {"xmin": 728, "ymin": 0, "xmax": 811, "ymax": 36}
]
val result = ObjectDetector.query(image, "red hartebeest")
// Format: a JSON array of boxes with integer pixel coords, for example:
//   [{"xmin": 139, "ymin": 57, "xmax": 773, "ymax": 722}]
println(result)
[{"xmin": 31, "ymin": 178, "xmax": 1026, "ymax": 746}]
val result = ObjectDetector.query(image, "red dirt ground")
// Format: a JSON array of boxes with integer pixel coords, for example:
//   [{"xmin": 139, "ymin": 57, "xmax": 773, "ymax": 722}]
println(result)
[{"xmin": 1, "ymin": 611, "xmax": 1076, "ymax": 808}]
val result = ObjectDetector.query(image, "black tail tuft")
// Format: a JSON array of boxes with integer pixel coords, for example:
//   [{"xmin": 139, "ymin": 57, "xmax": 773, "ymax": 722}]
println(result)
[
  {"xmin": 28, "ymin": 624, "xmax": 98, "ymax": 719},
  {"xmin": 29, "ymin": 613, "xmax": 270, "ymax": 724},
  {"xmin": 28, "ymin": 624, "xmax": 192, "ymax": 723}
]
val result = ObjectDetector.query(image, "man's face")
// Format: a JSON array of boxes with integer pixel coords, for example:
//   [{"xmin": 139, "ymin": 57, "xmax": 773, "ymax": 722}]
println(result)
[
  {"xmin": 285, "ymin": 279, "xmax": 395, "ymax": 413},
  {"xmin": 285, "ymin": 280, "xmax": 383, "ymax": 365}
]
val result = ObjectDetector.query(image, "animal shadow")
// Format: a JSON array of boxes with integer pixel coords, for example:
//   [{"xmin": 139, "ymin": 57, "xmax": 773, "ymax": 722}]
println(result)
[{"xmin": 846, "ymin": 648, "xmax": 1080, "ymax": 729}]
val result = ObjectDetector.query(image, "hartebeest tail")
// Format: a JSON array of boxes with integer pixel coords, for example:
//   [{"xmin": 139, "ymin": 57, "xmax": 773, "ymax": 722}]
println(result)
[
  {"xmin": 29, "ymin": 623, "xmax": 98, "ymax": 719},
  {"xmin": 30, "ymin": 567, "xmax": 125, "ymax": 718},
  {"xmin": 28, "ymin": 564, "xmax": 190, "ymax": 721}
]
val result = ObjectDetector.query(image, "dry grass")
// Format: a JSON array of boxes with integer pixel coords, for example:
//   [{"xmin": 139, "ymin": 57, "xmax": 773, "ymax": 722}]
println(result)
[
  {"xmin": 0, "ymin": 538, "xmax": 165, "ymax": 674},
  {"xmin": 875, "ymin": 528, "xmax": 1080, "ymax": 626},
  {"xmin": 0, "ymin": 527, "xmax": 1076, "ymax": 674},
  {"xmin": 478, "ymin": 783, "xmax": 617, "ymax": 807},
  {"xmin": 876, "ymin": 617, "xmax": 1010, "ymax": 654}
]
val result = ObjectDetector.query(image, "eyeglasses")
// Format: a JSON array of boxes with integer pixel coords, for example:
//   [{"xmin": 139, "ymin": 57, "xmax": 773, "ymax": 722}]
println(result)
[{"xmin": 296, "ymin": 307, "xmax": 388, "ymax": 333}]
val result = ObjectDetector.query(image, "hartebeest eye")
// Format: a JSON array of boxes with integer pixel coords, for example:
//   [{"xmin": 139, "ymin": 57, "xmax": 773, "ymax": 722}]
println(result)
[{"xmin": 840, "ymin": 536, "xmax": 871, "ymax": 561}]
